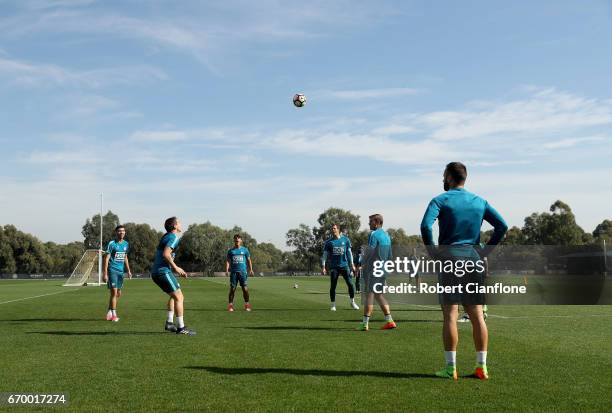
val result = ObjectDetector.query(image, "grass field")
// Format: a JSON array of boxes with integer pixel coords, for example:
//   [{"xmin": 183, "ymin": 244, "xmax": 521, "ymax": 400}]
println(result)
[{"xmin": 1, "ymin": 277, "xmax": 611, "ymax": 412}]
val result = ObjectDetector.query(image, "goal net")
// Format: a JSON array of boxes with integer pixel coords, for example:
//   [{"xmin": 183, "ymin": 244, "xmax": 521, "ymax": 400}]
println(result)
[{"xmin": 64, "ymin": 249, "xmax": 103, "ymax": 286}]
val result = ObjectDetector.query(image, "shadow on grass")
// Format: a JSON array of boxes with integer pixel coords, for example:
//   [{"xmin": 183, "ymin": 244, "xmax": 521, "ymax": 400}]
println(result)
[
  {"xmin": 138, "ymin": 308, "xmax": 225, "ymax": 312},
  {"xmin": 185, "ymin": 366, "xmax": 436, "ymax": 379},
  {"xmin": 323, "ymin": 319, "xmax": 441, "ymax": 323},
  {"xmin": 199, "ymin": 308, "xmax": 331, "ymax": 312},
  {"xmin": 28, "ymin": 331, "xmax": 162, "ymax": 336},
  {"xmin": 138, "ymin": 308, "xmax": 326, "ymax": 312},
  {"xmin": 1, "ymin": 318, "xmax": 101, "ymax": 323},
  {"xmin": 232, "ymin": 308, "xmax": 330, "ymax": 312},
  {"xmin": 229, "ymin": 326, "xmax": 348, "ymax": 331}
]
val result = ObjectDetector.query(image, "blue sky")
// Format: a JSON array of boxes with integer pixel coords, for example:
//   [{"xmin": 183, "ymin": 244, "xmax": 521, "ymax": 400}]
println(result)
[{"xmin": 0, "ymin": 0, "xmax": 611, "ymax": 247}]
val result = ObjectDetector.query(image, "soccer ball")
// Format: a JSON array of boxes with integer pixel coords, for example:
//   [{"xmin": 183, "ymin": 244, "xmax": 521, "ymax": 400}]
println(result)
[
  {"xmin": 293, "ymin": 93, "xmax": 306, "ymax": 107},
  {"xmin": 293, "ymin": 283, "xmax": 299, "ymax": 289}
]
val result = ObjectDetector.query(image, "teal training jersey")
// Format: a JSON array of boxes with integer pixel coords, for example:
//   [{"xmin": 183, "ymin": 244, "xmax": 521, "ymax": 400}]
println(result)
[
  {"xmin": 322, "ymin": 235, "xmax": 354, "ymax": 269},
  {"xmin": 151, "ymin": 232, "xmax": 180, "ymax": 274},
  {"xmin": 227, "ymin": 246, "xmax": 250, "ymax": 273},
  {"xmin": 106, "ymin": 240, "xmax": 128, "ymax": 274},
  {"xmin": 368, "ymin": 228, "xmax": 392, "ymax": 262},
  {"xmin": 420, "ymin": 188, "xmax": 508, "ymax": 246}
]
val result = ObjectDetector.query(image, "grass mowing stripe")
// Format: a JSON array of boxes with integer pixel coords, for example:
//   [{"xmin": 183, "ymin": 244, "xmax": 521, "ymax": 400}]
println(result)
[
  {"xmin": 488, "ymin": 313, "xmax": 612, "ymax": 319},
  {"xmin": 1, "ymin": 278, "xmax": 609, "ymax": 412},
  {"xmin": 0, "ymin": 288, "xmax": 81, "ymax": 305}
]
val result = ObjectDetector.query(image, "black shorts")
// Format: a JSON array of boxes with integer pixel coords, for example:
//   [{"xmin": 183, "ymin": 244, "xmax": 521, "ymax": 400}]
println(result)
[
  {"xmin": 362, "ymin": 273, "xmax": 387, "ymax": 294},
  {"xmin": 330, "ymin": 267, "xmax": 352, "ymax": 281},
  {"xmin": 438, "ymin": 256, "xmax": 486, "ymax": 305}
]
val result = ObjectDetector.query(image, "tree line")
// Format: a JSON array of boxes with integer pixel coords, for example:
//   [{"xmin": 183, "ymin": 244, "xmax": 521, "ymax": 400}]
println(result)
[
  {"xmin": 82, "ymin": 212, "xmax": 286, "ymax": 275},
  {"xmin": 0, "ymin": 200, "xmax": 610, "ymax": 274},
  {"xmin": 284, "ymin": 202, "xmax": 611, "ymax": 271}
]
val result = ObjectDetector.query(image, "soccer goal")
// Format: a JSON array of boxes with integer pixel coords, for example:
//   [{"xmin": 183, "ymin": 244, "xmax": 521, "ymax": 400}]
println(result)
[{"xmin": 64, "ymin": 249, "xmax": 103, "ymax": 286}]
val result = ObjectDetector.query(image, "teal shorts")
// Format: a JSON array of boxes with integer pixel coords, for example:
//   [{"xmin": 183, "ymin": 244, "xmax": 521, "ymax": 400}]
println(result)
[
  {"xmin": 152, "ymin": 271, "xmax": 181, "ymax": 294},
  {"xmin": 107, "ymin": 271, "xmax": 124, "ymax": 289},
  {"xmin": 230, "ymin": 271, "xmax": 248, "ymax": 288}
]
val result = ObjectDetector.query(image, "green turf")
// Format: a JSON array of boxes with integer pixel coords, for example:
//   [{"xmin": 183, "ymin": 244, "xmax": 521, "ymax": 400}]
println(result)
[{"xmin": 1, "ymin": 277, "xmax": 611, "ymax": 412}]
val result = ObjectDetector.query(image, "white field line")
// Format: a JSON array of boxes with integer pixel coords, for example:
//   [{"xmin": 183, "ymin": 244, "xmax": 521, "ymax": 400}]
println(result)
[
  {"xmin": 407, "ymin": 304, "xmax": 440, "ymax": 310},
  {"xmin": 487, "ymin": 313, "xmax": 612, "ymax": 319},
  {"xmin": 409, "ymin": 305, "xmax": 612, "ymax": 319},
  {"xmin": 196, "ymin": 282, "xmax": 612, "ymax": 320},
  {"xmin": 199, "ymin": 277, "xmax": 228, "ymax": 285},
  {"xmin": 0, "ymin": 288, "xmax": 80, "ymax": 305}
]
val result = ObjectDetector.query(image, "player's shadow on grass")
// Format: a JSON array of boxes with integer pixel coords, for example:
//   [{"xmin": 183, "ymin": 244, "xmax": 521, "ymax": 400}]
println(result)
[
  {"xmin": 1, "ymin": 318, "xmax": 101, "ymax": 323},
  {"xmin": 185, "ymin": 366, "xmax": 436, "ymax": 379},
  {"xmin": 139, "ymin": 308, "xmax": 226, "ymax": 312},
  {"xmin": 227, "ymin": 308, "xmax": 330, "ymax": 312},
  {"xmin": 230, "ymin": 326, "xmax": 347, "ymax": 331},
  {"xmin": 28, "ymin": 331, "xmax": 161, "ymax": 336},
  {"xmin": 325, "ymin": 319, "xmax": 441, "ymax": 323},
  {"xmin": 138, "ymin": 308, "xmax": 322, "ymax": 312}
]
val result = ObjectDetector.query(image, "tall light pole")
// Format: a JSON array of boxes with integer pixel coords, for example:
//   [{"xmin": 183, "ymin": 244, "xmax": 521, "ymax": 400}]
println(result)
[
  {"xmin": 98, "ymin": 193, "xmax": 103, "ymax": 285},
  {"xmin": 598, "ymin": 228, "xmax": 608, "ymax": 277},
  {"xmin": 603, "ymin": 238, "xmax": 608, "ymax": 277}
]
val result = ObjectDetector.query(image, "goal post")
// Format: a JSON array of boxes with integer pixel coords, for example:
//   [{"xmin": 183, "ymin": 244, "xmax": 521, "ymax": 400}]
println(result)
[{"xmin": 64, "ymin": 249, "xmax": 104, "ymax": 286}]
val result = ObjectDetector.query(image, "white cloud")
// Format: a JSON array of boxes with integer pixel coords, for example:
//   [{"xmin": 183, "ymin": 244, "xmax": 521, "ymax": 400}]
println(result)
[
  {"xmin": 128, "ymin": 127, "xmax": 259, "ymax": 145},
  {"xmin": 0, "ymin": 56, "xmax": 166, "ymax": 88},
  {"xmin": 25, "ymin": 150, "xmax": 101, "ymax": 164},
  {"xmin": 371, "ymin": 124, "xmax": 416, "ymax": 135},
  {"xmin": 420, "ymin": 88, "xmax": 612, "ymax": 141},
  {"xmin": 3, "ymin": 165, "xmax": 610, "ymax": 247},
  {"xmin": 130, "ymin": 130, "xmax": 189, "ymax": 142},
  {"xmin": 58, "ymin": 94, "xmax": 122, "ymax": 118},
  {"xmin": 0, "ymin": 2, "xmax": 396, "ymax": 70},
  {"xmin": 265, "ymin": 130, "xmax": 468, "ymax": 165},
  {"xmin": 0, "ymin": 10, "xmax": 215, "ymax": 68},
  {"xmin": 17, "ymin": 0, "xmax": 97, "ymax": 10},
  {"xmin": 5, "ymin": 86, "xmax": 612, "ymax": 246},
  {"xmin": 542, "ymin": 136, "xmax": 607, "ymax": 149},
  {"xmin": 117, "ymin": 87, "xmax": 612, "ymax": 169},
  {"xmin": 319, "ymin": 87, "xmax": 422, "ymax": 100}
]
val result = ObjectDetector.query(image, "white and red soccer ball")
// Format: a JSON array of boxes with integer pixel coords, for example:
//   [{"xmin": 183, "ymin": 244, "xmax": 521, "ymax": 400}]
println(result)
[{"xmin": 293, "ymin": 93, "xmax": 306, "ymax": 107}]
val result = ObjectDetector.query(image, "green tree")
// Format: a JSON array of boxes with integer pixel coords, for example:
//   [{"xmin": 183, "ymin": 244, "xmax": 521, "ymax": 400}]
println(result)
[
  {"xmin": 177, "ymin": 222, "xmax": 231, "ymax": 274},
  {"xmin": 0, "ymin": 227, "xmax": 17, "ymax": 273},
  {"xmin": 82, "ymin": 211, "xmax": 120, "ymax": 250},
  {"xmin": 251, "ymin": 242, "xmax": 283, "ymax": 272},
  {"xmin": 286, "ymin": 224, "xmax": 318, "ymax": 271},
  {"xmin": 593, "ymin": 220, "xmax": 612, "ymax": 242},
  {"xmin": 387, "ymin": 228, "xmax": 422, "ymax": 247},
  {"xmin": 313, "ymin": 207, "xmax": 361, "ymax": 244},
  {"xmin": 285, "ymin": 209, "xmax": 426, "ymax": 271},
  {"xmin": 521, "ymin": 213, "xmax": 541, "ymax": 244},
  {"xmin": 350, "ymin": 229, "xmax": 371, "ymax": 253},
  {"xmin": 522, "ymin": 201, "xmax": 586, "ymax": 245},
  {"xmin": 45, "ymin": 241, "xmax": 84, "ymax": 274},
  {"xmin": 280, "ymin": 251, "xmax": 304, "ymax": 272},
  {"xmin": 229, "ymin": 226, "xmax": 257, "ymax": 247},
  {"xmin": 1, "ymin": 225, "xmax": 52, "ymax": 273},
  {"xmin": 481, "ymin": 226, "xmax": 522, "ymax": 245},
  {"xmin": 480, "ymin": 229, "xmax": 493, "ymax": 244},
  {"xmin": 502, "ymin": 226, "xmax": 524, "ymax": 245},
  {"xmin": 386, "ymin": 228, "xmax": 422, "ymax": 256},
  {"xmin": 123, "ymin": 223, "xmax": 162, "ymax": 274}
]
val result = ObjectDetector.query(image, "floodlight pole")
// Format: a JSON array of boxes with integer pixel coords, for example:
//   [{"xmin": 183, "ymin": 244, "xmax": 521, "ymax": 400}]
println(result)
[
  {"xmin": 604, "ymin": 239, "xmax": 608, "ymax": 277},
  {"xmin": 99, "ymin": 193, "xmax": 103, "ymax": 285}
]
